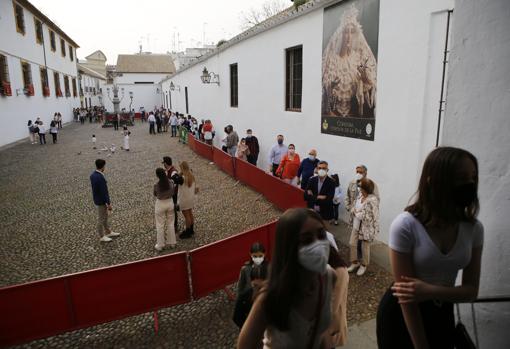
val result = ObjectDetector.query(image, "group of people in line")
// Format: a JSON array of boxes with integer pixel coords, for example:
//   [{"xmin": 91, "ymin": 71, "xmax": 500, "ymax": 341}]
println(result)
[
  {"xmin": 74, "ymin": 106, "xmax": 105, "ymax": 124},
  {"xmin": 89, "ymin": 156, "xmax": 198, "ymax": 250},
  {"xmin": 27, "ymin": 113, "xmax": 63, "ymax": 145},
  {"xmin": 235, "ymin": 146, "xmax": 483, "ymax": 349}
]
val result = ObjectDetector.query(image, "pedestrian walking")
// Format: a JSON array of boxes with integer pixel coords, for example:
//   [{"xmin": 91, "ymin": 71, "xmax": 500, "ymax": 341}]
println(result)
[
  {"xmin": 113, "ymin": 113, "xmax": 119, "ymax": 131},
  {"xmin": 123, "ymin": 131, "xmax": 130, "ymax": 151},
  {"xmin": 148, "ymin": 112, "xmax": 156, "ymax": 134},
  {"xmin": 49, "ymin": 120, "xmax": 58, "ymax": 144},
  {"xmin": 90, "ymin": 159, "xmax": 120, "ymax": 242},
  {"xmin": 27, "ymin": 120, "xmax": 36, "ymax": 144},
  {"xmin": 38, "ymin": 121, "xmax": 47, "ymax": 145},
  {"xmin": 92, "ymin": 134, "xmax": 97, "ymax": 149},
  {"xmin": 153, "ymin": 168, "xmax": 177, "ymax": 251}
]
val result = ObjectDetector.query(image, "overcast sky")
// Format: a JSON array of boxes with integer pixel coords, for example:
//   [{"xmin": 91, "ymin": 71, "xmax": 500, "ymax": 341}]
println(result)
[{"xmin": 30, "ymin": 0, "xmax": 291, "ymax": 64}]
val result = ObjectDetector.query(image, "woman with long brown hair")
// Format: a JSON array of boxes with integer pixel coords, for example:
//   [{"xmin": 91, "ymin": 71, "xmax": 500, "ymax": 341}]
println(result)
[
  {"xmin": 237, "ymin": 208, "xmax": 344, "ymax": 348},
  {"xmin": 177, "ymin": 161, "xmax": 197, "ymax": 239},
  {"xmin": 377, "ymin": 147, "xmax": 484, "ymax": 348}
]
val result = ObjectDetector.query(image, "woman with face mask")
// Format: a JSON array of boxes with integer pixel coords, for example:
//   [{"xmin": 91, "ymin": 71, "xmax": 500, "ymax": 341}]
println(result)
[
  {"xmin": 236, "ymin": 138, "xmax": 251, "ymax": 161},
  {"xmin": 346, "ymin": 178, "xmax": 380, "ymax": 276},
  {"xmin": 237, "ymin": 208, "xmax": 339, "ymax": 349},
  {"xmin": 276, "ymin": 144, "xmax": 301, "ymax": 185},
  {"xmin": 377, "ymin": 147, "xmax": 484, "ymax": 349}
]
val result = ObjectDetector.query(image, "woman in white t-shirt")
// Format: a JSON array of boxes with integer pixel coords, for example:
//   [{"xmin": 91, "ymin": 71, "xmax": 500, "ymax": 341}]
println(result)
[{"xmin": 376, "ymin": 147, "xmax": 484, "ymax": 349}]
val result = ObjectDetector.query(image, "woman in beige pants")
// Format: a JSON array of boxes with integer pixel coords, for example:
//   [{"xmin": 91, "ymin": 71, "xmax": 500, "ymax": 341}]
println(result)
[{"xmin": 154, "ymin": 168, "xmax": 176, "ymax": 251}]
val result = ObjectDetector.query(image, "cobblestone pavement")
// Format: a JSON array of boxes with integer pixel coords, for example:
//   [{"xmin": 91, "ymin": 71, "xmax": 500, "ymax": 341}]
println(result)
[{"xmin": 0, "ymin": 121, "xmax": 392, "ymax": 348}]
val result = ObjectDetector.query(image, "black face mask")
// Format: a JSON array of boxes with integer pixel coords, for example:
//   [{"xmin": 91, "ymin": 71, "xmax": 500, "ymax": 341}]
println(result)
[{"xmin": 453, "ymin": 183, "xmax": 477, "ymax": 207}]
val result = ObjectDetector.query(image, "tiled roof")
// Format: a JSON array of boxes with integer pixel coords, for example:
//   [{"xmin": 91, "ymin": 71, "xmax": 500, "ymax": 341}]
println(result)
[{"xmin": 116, "ymin": 54, "xmax": 176, "ymax": 74}]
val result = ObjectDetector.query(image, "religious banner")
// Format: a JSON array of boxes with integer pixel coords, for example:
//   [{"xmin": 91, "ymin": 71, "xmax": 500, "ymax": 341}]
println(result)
[{"xmin": 321, "ymin": 0, "xmax": 379, "ymax": 141}]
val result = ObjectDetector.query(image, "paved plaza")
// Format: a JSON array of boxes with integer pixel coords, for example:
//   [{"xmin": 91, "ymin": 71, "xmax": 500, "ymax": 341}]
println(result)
[{"xmin": 1, "ymin": 121, "xmax": 392, "ymax": 348}]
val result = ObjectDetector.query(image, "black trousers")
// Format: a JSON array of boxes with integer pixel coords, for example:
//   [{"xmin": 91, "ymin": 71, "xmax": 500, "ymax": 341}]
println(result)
[
  {"xmin": 333, "ymin": 204, "xmax": 339, "ymax": 220},
  {"xmin": 247, "ymin": 154, "xmax": 258, "ymax": 166},
  {"xmin": 113, "ymin": 120, "xmax": 119, "ymax": 130},
  {"xmin": 377, "ymin": 287, "xmax": 455, "ymax": 349},
  {"xmin": 51, "ymin": 133, "xmax": 57, "ymax": 143},
  {"xmin": 149, "ymin": 122, "xmax": 155, "ymax": 134},
  {"xmin": 271, "ymin": 163, "xmax": 279, "ymax": 176}
]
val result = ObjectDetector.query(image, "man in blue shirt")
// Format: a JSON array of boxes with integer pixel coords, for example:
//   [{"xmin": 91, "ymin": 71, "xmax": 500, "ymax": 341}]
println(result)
[
  {"xmin": 297, "ymin": 149, "xmax": 320, "ymax": 190},
  {"xmin": 267, "ymin": 134, "xmax": 286, "ymax": 176},
  {"xmin": 90, "ymin": 159, "xmax": 120, "ymax": 242}
]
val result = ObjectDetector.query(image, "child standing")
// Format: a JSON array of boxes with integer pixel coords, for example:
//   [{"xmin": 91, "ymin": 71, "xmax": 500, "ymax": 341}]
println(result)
[
  {"xmin": 123, "ymin": 131, "xmax": 130, "ymax": 151},
  {"xmin": 92, "ymin": 134, "xmax": 97, "ymax": 149}
]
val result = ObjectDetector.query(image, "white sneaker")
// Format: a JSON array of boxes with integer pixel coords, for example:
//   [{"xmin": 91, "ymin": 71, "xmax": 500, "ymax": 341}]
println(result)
[
  {"xmin": 100, "ymin": 236, "xmax": 113, "ymax": 242},
  {"xmin": 356, "ymin": 265, "xmax": 367, "ymax": 276},
  {"xmin": 107, "ymin": 232, "xmax": 120, "ymax": 237},
  {"xmin": 154, "ymin": 244, "xmax": 163, "ymax": 252},
  {"xmin": 347, "ymin": 263, "xmax": 360, "ymax": 273}
]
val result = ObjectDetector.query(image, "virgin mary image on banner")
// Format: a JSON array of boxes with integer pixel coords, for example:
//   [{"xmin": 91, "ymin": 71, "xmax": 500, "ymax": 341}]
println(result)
[{"xmin": 321, "ymin": 0, "xmax": 379, "ymax": 141}]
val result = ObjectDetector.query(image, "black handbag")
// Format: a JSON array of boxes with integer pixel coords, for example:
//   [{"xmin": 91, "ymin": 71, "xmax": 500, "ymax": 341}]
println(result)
[{"xmin": 454, "ymin": 304, "xmax": 477, "ymax": 349}]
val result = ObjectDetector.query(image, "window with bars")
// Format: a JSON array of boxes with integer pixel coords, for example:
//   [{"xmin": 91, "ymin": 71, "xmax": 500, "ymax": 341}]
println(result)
[
  {"xmin": 54, "ymin": 71, "xmax": 62, "ymax": 97},
  {"xmin": 60, "ymin": 39, "xmax": 66, "ymax": 57},
  {"xmin": 40, "ymin": 67, "xmax": 49, "ymax": 96},
  {"xmin": 0, "ymin": 55, "xmax": 12, "ymax": 96},
  {"xmin": 49, "ymin": 30, "xmax": 56, "ymax": 51},
  {"xmin": 64, "ymin": 76, "xmax": 70, "ymax": 97},
  {"xmin": 14, "ymin": 2, "xmax": 25, "ymax": 35},
  {"xmin": 69, "ymin": 45, "xmax": 74, "ymax": 61},
  {"xmin": 230, "ymin": 63, "xmax": 238, "ymax": 107},
  {"xmin": 21, "ymin": 61, "xmax": 34, "ymax": 96},
  {"xmin": 72, "ymin": 77, "xmax": 77, "ymax": 97},
  {"xmin": 34, "ymin": 19, "xmax": 43, "ymax": 44},
  {"xmin": 0, "ymin": 55, "xmax": 10, "ymax": 84},
  {"xmin": 285, "ymin": 45, "xmax": 303, "ymax": 112}
]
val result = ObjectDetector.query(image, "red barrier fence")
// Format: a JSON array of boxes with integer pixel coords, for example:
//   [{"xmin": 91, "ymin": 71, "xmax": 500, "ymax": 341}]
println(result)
[
  {"xmin": 190, "ymin": 221, "xmax": 276, "ymax": 299},
  {"xmin": 234, "ymin": 157, "xmax": 307, "ymax": 211},
  {"xmin": 193, "ymin": 138, "xmax": 213, "ymax": 161},
  {"xmin": 212, "ymin": 147, "xmax": 235, "ymax": 177},
  {"xmin": 187, "ymin": 132, "xmax": 196, "ymax": 152},
  {"xmin": 0, "ymin": 253, "xmax": 190, "ymax": 347}
]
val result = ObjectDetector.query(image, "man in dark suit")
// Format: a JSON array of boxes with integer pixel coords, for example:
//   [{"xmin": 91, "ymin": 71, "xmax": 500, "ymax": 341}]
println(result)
[
  {"xmin": 90, "ymin": 159, "xmax": 120, "ymax": 242},
  {"xmin": 304, "ymin": 161, "xmax": 336, "ymax": 221}
]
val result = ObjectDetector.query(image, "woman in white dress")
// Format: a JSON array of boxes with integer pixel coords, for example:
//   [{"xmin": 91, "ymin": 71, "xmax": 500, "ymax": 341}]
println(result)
[{"xmin": 178, "ymin": 161, "xmax": 197, "ymax": 239}]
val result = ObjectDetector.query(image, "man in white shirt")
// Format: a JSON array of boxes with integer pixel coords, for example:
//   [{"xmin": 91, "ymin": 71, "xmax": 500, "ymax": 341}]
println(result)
[
  {"xmin": 147, "ymin": 112, "xmax": 156, "ymax": 135},
  {"xmin": 267, "ymin": 135, "xmax": 286, "ymax": 176}
]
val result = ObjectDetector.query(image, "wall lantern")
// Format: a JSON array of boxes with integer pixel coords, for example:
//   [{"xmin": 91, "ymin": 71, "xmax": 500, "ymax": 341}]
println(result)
[
  {"xmin": 200, "ymin": 67, "xmax": 220, "ymax": 85},
  {"xmin": 170, "ymin": 82, "xmax": 181, "ymax": 91}
]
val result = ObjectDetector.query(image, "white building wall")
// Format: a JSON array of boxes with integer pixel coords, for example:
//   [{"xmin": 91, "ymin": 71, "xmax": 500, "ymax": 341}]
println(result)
[
  {"xmin": 103, "ymin": 73, "xmax": 167, "ymax": 113},
  {"xmin": 0, "ymin": 0, "xmax": 79, "ymax": 147},
  {"xmin": 442, "ymin": 0, "xmax": 510, "ymax": 347},
  {"xmin": 163, "ymin": 0, "xmax": 453, "ymax": 244}
]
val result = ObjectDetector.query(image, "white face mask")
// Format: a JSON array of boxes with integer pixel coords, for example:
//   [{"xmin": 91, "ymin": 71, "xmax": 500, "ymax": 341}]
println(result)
[
  {"xmin": 308, "ymin": 155, "xmax": 316, "ymax": 161},
  {"xmin": 318, "ymin": 169, "xmax": 327, "ymax": 177},
  {"xmin": 298, "ymin": 239, "xmax": 330, "ymax": 274},
  {"xmin": 355, "ymin": 173, "xmax": 363, "ymax": 181},
  {"xmin": 252, "ymin": 256, "xmax": 264, "ymax": 265}
]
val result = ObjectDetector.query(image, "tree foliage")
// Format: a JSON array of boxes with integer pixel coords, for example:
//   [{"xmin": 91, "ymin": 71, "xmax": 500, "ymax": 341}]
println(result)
[{"xmin": 239, "ymin": 0, "xmax": 289, "ymax": 31}]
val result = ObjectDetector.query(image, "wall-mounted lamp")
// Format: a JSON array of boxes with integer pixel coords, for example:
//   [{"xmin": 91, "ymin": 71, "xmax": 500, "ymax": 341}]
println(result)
[
  {"xmin": 170, "ymin": 82, "xmax": 181, "ymax": 91},
  {"xmin": 200, "ymin": 67, "xmax": 220, "ymax": 85}
]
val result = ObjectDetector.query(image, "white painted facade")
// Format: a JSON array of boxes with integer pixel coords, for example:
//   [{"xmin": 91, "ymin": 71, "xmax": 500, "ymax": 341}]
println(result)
[
  {"xmin": 102, "ymin": 73, "xmax": 167, "ymax": 113},
  {"xmin": 162, "ymin": 0, "xmax": 455, "ymax": 244},
  {"xmin": 78, "ymin": 68, "xmax": 105, "ymax": 108},
  {"xmin": 443, "ymin": 0, "xmax": 510, "ymax": 346},
  {"xmin": 0, "ymin": 0, "xmax": 79, "ymax": 147}
]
